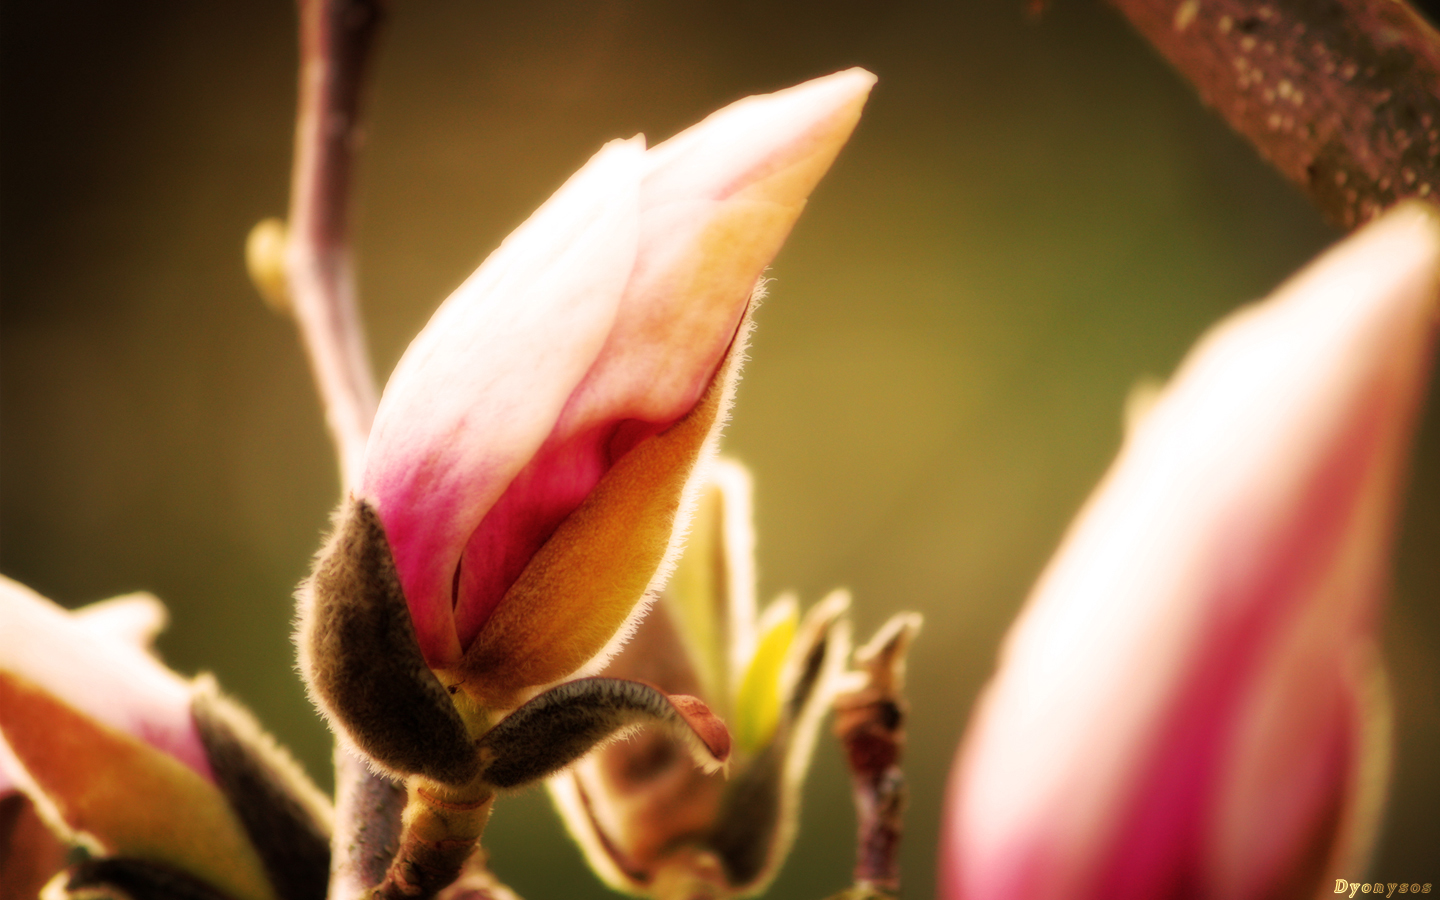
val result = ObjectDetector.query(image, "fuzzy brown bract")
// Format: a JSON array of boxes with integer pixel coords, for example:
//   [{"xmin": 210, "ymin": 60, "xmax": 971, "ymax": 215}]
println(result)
[{"xmin": 297, "ymin": 497, "xmax": 480, "ymax": 786}]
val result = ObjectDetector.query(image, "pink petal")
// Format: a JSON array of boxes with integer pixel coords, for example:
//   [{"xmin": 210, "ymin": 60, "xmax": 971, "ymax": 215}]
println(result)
[
  {"xmin": 942, "ymin": 203, "xmax": 1440, "ymax": 900},
  {"xmin": 363, "ymin": 139, "xmax": 645, "ymax": 667},
  {"xmin": 0, "ymin": 576, "xmax": 213, "ymax": 784},
  {"xmin": 454, "ymin": 71, "xmax": 873, "ymax": 656},
  {"xmin": 73, "ymin": 591, "xmax": 170, "ymax": 648},
  {"xmin": 363, "ymin": 70, "xmax": 874, "ymax": 668},
  {"xmin": 565, "ymin": 67, "xmax": 878, "ymax": 429}
]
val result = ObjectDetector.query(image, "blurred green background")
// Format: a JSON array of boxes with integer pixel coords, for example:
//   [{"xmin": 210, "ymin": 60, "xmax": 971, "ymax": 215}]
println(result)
[{"xmin": 2, "ymin": 1, "xmax": 1437, "ymax": 896}]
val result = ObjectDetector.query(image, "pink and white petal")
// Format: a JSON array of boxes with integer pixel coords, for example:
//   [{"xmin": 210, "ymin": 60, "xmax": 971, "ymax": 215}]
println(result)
[
  {"xmin": 72, "ymin": 592, "xmax": 169, "ymax": 650},
  {"xmin": 562, "ymin": 69, "xmax": 877, "ymax": 431},
  {"xmin": 1, "ymin": 591, "xmax": 174, "ymax": 795},
  {"xmin": 943, "ymin": 203, "xmax": 1440, "ymax": 900},
  {"xmin": 363, "ymin": 138, "xmax": 645, "ymax": 666},
  {"xmin": 446, "ymin": 73, "xmax": 872, "ymax": 657},
  {"xmin": 641, "ymin": 68, "xmax": 877, "ymax": 212},
  {"xmin": 0, "ymin": 575, "xmax": 212, "ymax": 783}
]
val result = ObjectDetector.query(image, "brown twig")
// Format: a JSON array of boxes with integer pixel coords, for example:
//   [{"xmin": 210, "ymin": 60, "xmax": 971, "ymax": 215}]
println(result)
[
  {"xmin": 274, "ymin": 3, "xmax": 402, "ymax": 897},
  {"xmin": 328, "ymin": 749, "xmax": 408, "ymax": 900},
  {"xmin": 267, "ymin": 7, "xmax": 527, "ymax": 899},
  {"xmin": 1107, "ymin": 0, "xmax": 1440, "ymax": 228},
  {"xmin": 262, "ymin": 1, "xmax": 409, "ymax": 897},
  {"xmin": 829, "ymin": 613, "xmax": 922, "ymax": 900},
  {"xmin": 285, "ymin": 0, "xmax": 384, "ymax": 488}
]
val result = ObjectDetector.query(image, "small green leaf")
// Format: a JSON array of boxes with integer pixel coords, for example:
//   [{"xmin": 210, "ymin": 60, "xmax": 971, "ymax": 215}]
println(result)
[
  {"xmin": 661, "ymin": 479, "xmax": 726, "ymax": 708},
  {"xmin": 732, "ymin": 597, "xmax": 797, "ymax": 755},
  {"xmin": 660, "ymin": 459, "xmax": 760, "ymax": 716}
]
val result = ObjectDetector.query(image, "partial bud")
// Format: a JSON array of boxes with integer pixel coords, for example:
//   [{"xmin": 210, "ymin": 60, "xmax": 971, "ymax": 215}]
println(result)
[
  {"xmin": 297, "ymin": 69, "xmax": 874, "ymax": 788},
  {"xmin": 942, "ymin": 202, "xmax": 1440, "ymax": 900}
]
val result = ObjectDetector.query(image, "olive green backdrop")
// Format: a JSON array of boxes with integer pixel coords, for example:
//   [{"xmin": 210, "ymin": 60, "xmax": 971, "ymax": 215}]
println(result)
[{"xmin": 2, "ymin": 2, "xmax": 1436, "ymax": 897}]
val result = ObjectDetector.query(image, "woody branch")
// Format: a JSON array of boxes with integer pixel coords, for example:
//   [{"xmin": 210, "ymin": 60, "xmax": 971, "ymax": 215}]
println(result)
[
  {"xmin": 249, "ymin": 1, "xmax": 404, "ymax": 897},
  {"xmin": 1108, "ymin": 0, "xmax": 1440, "ymax": 228},
  {"xmin": 284, "ymin": 0, "xmax": 384, "ymax": 488}
]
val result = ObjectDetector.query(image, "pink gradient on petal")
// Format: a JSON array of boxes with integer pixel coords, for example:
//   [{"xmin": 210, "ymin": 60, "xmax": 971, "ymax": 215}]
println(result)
[
  {"xmin": 941, "ymin": 204, "xmax": 1440, "ymax": 900},
  {"xmin": 459, "ymin": 69, "xmax": 870, "ymax": 633},
  {"xmin": 0, "ymin": 576, "xmax": 214, "ymax": 784},
  {"xmin": 452, "ymin": 416, "xmax": 662, "ymax": 648},
  {"xmin": 1087, "ymin": 390, "xmax": 1384, "ymax": 900},
  {"xmin": 1215, "ymin": 674, "xmax": 1354, "ymax": 899},
  {"xmin": 364, "ymin": 70, "xmax": 873, "ymax": 668},
  {"xmin": 567, "ymin": 69, "xmax": 876, "ymax": 436},
  {"xmin": 363, "ymin": 139, "xmax": 646, "ymax": 668},
  {"xmin": 451, "ymin": 369, "xmax": 725, "ymax": 652}
]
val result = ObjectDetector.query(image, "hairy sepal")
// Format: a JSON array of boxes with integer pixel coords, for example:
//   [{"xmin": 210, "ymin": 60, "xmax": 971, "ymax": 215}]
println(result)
[
  {"xmin": 189, "ymin": 678, "xmax": 332, "ymax": 900},
  {"xmin": 296, "ymin": 496, "xmax": 480, "ymax": 786},
  {"xmin": 476, "ymin": 678, "xmax": 730, "ymax": 790},
  {"xmin": 45, "ymin": 857, "xmax": 241, "ymax": 900}
]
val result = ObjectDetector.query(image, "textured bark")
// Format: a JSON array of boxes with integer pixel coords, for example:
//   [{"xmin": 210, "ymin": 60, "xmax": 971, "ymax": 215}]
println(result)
[{"xmin": 1109, "ymin": 0, "xmax": 1440, "ymax": 227}]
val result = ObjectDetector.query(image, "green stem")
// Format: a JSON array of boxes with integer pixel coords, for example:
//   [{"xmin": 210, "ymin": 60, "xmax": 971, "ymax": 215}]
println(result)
[{"xmin": 371, "ymin": 775, "xmax": 496, "ymax": 900}]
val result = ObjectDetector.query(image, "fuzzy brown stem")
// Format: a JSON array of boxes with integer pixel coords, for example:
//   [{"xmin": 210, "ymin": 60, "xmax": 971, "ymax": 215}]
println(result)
[
  {"xmin": 371, "ymin": 778, "xmax": 495, "ymax": 900},
  {"xmin": 1108, "ymin": 0, "xmax": 1440, "ymax": 228},
  {"xmin": 286, "ymin": 0, "xmax": 384, "ymax": 487}
]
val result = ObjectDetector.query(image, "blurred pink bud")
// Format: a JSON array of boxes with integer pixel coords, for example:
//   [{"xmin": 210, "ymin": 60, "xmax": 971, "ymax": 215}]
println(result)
[
  {"xmin": 361, "ymin": 68, "xmax": 874, "ymax": 673},
  {"xmin": 1, "ymin": 577, "xmax": 331, "ymax": 900},
  {"xmin": 0, "ymin": 576, "xmax": 212, "ymax": 783},
  {"xmin": 941, "ymin": 203, "xmax": 1440, "ymax": 900}
]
